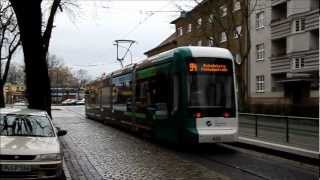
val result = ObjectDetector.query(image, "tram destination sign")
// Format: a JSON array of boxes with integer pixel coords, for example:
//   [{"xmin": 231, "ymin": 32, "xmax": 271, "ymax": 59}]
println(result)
[{"xmin": 188, "ymin": 62, "xmax": 229, "ymax": 73}]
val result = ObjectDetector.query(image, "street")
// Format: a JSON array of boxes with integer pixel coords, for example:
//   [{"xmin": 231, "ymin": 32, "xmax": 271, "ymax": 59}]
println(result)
[{"xmin": 52, "ymin": 106, "xmax": 318, "ymax": 180}]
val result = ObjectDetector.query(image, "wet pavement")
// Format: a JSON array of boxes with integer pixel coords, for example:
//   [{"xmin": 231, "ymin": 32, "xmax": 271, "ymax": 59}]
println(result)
[{"xmin": 52, "ymin": 106, "xmax": 319, "ymax": 180}]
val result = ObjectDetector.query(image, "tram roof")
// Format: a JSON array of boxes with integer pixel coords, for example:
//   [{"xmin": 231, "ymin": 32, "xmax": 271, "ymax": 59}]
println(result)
[{"xmin": 106, "ymin": 46, "xmax": 233, "ymax": 78}]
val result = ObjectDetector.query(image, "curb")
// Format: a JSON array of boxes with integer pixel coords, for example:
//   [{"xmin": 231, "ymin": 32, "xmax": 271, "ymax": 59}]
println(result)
[
  {"xmin": 238, "ymin": 136, "xmax": 319, "ymax": 159},
  {"xmin": 63, "ymin": 159, "xmax": 72, "ymax": 180}
]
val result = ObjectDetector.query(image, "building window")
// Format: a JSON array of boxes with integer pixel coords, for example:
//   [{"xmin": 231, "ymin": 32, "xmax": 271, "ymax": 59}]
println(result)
[
  {"xmin": 208, "ymin": 14, "xmax": 214, "ymax": 24},
  {"xmin": 256, "ymin": 11, "xmax": 264, "ymax": 29},
  {"xmin": 197, "ymin": 18, "xmax": 202, "ymax": 28},
  {"xmin": 177, "ymin": 27, "xmax": 183, "ymax": 36},
  {"xmin": 220, "ymin": 32, "xmax": 227, "ymax": 42},
  {"xmin": 233, "ymin": 0, "xmax": 241, "ymax": 11},
  {"xmin": 188, "ymin": 23, "xmax": 192, "ymax": 33},
  {"xmin": 220, "ymin": 5, "xmax": 227, "ymax": 17},
  {"xmin": 294, "ymin": 18, "xmax": 305, "ymax": 32},
  {"xmin": 208, "ymin": 37, "xmax": 214, "ymax": 46},
  {"xmin": 292, "ymin": 57, "xmax": 304, "ymax": 69},
  {"xmin": 234, "ymin": 25, "xmax": 242, "ymax": 38},
  {"xmin": 233, "ymin": 53, "xmax": 241, "ymax": 65},
  {"xmin": 256, "ymin": 75, "xmax": 265, "ymax": 93},
  {"xmin": 197, "ymin": 40, "xmax": 202, "ymax": 46},
  {"xmin": 256, "ymin": 43, "xmax": 265, "ymax": 61}
]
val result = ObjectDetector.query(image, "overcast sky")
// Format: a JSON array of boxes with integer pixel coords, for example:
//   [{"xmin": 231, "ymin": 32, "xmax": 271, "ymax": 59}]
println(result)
[{"xmin": 33, "ymin": 0, "xmax": 197, "ymax": 78}]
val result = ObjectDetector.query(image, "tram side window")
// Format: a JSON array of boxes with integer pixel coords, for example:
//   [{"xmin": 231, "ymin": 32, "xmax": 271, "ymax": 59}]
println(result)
[
  {"xmin": 113, "ymin": 81, "xmax": 133, "ymax": 111},
  {"xmin": 101, "ymin": 86, "xmax": 112, "ymax": 108},
  {"xmin": 136, "ymin": 74, "xmax": 169, "ymax": 113},
  {"xmin": 87, "ymin": 89, "xmax": 98, "ymax": 106}
]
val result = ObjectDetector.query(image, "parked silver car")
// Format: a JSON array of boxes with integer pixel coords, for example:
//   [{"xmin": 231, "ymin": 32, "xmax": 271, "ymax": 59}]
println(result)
[{"xmin": 0, "ymin": 108, "xmax": 67, "ymax": 179}]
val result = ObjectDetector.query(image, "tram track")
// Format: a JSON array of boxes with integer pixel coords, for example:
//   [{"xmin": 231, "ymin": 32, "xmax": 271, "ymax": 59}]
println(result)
[
  {"xmin": 59, "ymin": 106, "xmax": 319, "ymax": 180},
  {"xmin": 178, "ymin": 143, "xmax": 318, "ymax": 180},
  {"xmin": 61, "ymin": 107, "xmax": 272, "ymax": 179},
  {"xmin": 199, "ymin": 151, "xmax": 271, "ymax": 180}
]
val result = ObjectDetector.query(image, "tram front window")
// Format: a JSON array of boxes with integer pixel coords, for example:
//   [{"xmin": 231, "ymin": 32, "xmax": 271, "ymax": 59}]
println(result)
[
  {"xmin": 188, "ymin": 74, "xmax": 234, "ymax": 108},
  {"xmin": 187, "ymin": 58, "xmax": 235, "ymax": 116}
]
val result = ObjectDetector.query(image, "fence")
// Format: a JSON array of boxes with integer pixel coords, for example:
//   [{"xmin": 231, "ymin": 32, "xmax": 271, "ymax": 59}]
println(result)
[{"xmin": 239, "ymin": 113, "xmax": 319, "ymax": 152}]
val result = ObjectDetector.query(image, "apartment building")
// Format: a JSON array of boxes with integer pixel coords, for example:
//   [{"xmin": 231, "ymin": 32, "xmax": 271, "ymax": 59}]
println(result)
[
  {"xmin": 144, "ymin": 0, "xmax": 319, "ymax": 115},
  {"xmin": 145, "ymin": 0, "xmax": 245, "ymax": 62},
  {"xmin": 249, "ymin": 0, "xmax": 319, "ymax": 110}
]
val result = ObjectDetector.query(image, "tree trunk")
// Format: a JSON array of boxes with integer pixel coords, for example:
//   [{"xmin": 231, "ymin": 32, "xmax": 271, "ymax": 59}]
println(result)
[
  {"xmin": 0, "ymin": 82, "xmax": 5, "ymax": 108},
  {"xmin": 9, "ymin": 0, "xmax": 52, "ymax": 116}
]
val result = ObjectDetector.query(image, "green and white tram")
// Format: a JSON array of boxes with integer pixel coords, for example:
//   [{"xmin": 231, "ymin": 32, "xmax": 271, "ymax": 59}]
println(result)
[{"xmin": 85, "ymin": 46, "xmax": 238, "ymax": 144}]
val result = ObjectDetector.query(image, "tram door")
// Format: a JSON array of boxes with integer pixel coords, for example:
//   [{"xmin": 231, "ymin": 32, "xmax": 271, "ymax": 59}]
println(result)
[{"xmin": 135, "ymin": 72, "xmax": 176, "ymax": 142}]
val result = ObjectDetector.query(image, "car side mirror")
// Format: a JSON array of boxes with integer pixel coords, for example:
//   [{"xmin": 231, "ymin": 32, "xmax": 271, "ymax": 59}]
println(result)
[{"xmin": 57, "ymin": 130, "xmax": 67, "ymax": 136}]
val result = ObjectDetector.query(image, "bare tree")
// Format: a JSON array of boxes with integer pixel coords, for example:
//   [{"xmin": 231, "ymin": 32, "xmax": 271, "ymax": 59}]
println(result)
[
  {"xmin": 47, "ymin": 54, "xmax": 78, "ymax": 88},
  {"xmin": 0, "ymin": 1, "xmax": 20, "ymax": 107},
  {"xmin": 75, "ymin": 69, "xmax": 91, "ymax": 88},
  {"xmin": 8, "ymin": 0, "xmax": 77, "ymax": 115},
  {"xmin": 6, "ymin": 62, "xmax": 24, "ymax": 84},
  {"xmin": 192, "ymin": 0, "xmax": 257, "ymax": 107}
]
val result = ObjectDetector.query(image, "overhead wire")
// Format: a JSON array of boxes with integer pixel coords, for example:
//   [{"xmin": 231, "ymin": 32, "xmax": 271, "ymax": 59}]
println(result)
[{"xmin": 119, "ymin": 0, "xmax": 179, "ymax": 39}]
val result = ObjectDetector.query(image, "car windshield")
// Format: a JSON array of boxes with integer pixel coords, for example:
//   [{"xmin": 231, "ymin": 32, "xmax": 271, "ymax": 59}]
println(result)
[{"xmin": 0, "ymin": 114, "xmax": 55, "ymax": 137}]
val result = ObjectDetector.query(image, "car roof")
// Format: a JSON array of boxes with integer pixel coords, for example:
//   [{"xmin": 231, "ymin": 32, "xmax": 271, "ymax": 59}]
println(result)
[{"xmin": 0, "ymin": 107, "xmax": 48, "ymax": 117}]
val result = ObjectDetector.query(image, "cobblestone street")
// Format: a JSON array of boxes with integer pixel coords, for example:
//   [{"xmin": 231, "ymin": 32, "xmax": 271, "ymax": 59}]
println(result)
[{"xmin": 52, "ymin": 106, "xmax": 318, "ymax": 180}]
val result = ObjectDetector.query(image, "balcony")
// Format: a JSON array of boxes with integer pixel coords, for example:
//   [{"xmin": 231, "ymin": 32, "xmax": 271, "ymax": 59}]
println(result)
[
  {"xmin": 271, "ymin": 0, "xmax": 287, "ymax": 6},
  {"xmin": 305, "ymin": 9, "xmax": 320, "ymax": 31},
  {"xmin": 271, "ymin": 2, "xmax": 287, "ymax": 21},
  {"xmin": 271, "ymin": 54, "xmax": 290, "ymax": 74},
  {"xmin": 271, "ymin": 2, "xmax": 289, "ymax": 39},
  {"xmin": 271, "ymin": 49, "xmax": 319, "ymax": 74},
  {"xmin": 271, "ymin": 19, "xmax": 290, "ymax": 39}
]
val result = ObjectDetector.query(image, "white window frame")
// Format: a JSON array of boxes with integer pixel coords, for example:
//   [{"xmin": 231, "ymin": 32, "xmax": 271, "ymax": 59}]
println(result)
[
  {"xmin": 220, "ymin": 32, "xmax": 227, "ymax": 43},
  {"xmin": 188, "ymin": 23, "xmax": 192, "ymax": 33},
  {"xmin": 177, "ymin": 27, "xmax": 183, "ymax": 36},
  {"xmin": 233, "ymin": 53, "xmax": 241, "ymax": 65},
  {"xmin": 208, "ymin": 14, "xmax": 214, "ymax": 24},
  {"xmin": 256, "ymin": 11, "xmax": 264, "ymax": 29},
  {"xmin": 234, "ymin": 25, "xmax": 242, "ymax": 38},
  {"xmin": 208, "ymin": 37, "xmax": 214, "ymax": 47},
  {"xmin": 256, "ymin": 75, "xmax": 265, "ymax": 93},
  {"xmin": 233, "ymin": 0, "xmax": 241, "ymax": 11},
  {"xmin": 256, "ymin": 43, "xmax": 265, "ymax": 61},
  {"xmin": 197, "ymin": 18, "xmax": 202, "ymax": 28},
  {"xmin": 292, "ymin": 57, "xmax": 305, "ymax": 69},
  {"xmin": 294, "ymin": 18, "xmax": 305, "ymax": 32},
  {"xmin": 220, "ymin": 6, "xmax": 227, "ymax": 17}
]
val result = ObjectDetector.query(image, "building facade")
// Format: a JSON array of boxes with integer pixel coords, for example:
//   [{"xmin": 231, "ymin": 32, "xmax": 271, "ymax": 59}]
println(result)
[
  {"xmin": 145, "ymin": 0, "xmax": 319, "ymax": 115},
  {"xmin": 4, "ymin": 83, "xmax": 26, "ymax": 104},
  {"xmin": 249, "ymin": 0, "xmax": 319, "ymax": 112}
]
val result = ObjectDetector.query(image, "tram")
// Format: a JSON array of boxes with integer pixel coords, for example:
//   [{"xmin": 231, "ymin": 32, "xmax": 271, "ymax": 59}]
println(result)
[{"xmin": 85, "ymin": 46, "xmax": 238, "ymax": 144}]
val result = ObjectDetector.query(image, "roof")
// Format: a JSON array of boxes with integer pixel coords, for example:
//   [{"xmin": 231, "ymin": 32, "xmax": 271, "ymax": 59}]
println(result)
[
  {"xmin": 144, "ymin": 33, "xmax": 177, "ymax": 55},
  {"xmin": 170, "ymin": 0, "xmax": 208, "ymax": 24},
  {"xmin": 0, "ymin": 108, "xmax": 48, "ymax": 117},
  {"xmin": 188, "ymin": 46, "xmax": 233, "ymax": 60},
  {"xmin": 97, "ymin": 46, "xmax": 233, "ymax": 80}
]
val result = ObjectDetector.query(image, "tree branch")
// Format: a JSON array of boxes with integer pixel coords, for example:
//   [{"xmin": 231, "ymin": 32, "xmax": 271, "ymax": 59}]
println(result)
[{"xmin": 42, "ymin": 0, "xmax": 61, "ymax": 56}]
